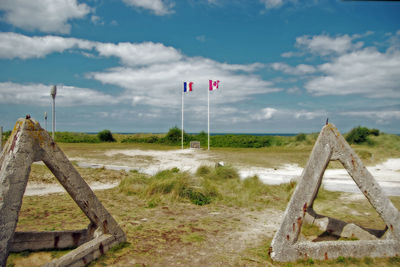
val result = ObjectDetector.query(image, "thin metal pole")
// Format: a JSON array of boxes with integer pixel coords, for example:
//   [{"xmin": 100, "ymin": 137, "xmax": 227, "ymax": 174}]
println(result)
[
  {"xmin": 208, "ymin": 87, "xmax": 210, "ymax": 151},
  {"xmin": 52, "ymin": 97, "xmax": 55, "ymax": 139},
  {"xmin": 182, "ymin": 89, "xmax": 184, "ymax": 150},
  {"xmin": 0, "ymin": 126, "xmax": 3, "ymax": 151}
]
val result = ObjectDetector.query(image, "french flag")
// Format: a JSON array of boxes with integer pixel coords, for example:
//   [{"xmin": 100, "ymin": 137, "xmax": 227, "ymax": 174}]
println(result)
[
  {"xmin": 183, "ymin": 82, "xmax": 193, "ymax": 92},
  {"xmin": 209, "ymin": 80, "xmax": 220, "ymax": 91}
]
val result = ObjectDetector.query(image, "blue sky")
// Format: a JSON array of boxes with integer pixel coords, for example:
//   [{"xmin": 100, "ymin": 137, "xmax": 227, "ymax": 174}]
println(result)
[{"xmin": 0, "ymin": 0, "xmax": 399, "ymax": 134}]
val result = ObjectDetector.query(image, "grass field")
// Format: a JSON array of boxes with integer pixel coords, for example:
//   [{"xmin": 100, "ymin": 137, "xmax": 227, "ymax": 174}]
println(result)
[
  {"xmin": 54, "ymin": 133, "xmax": 400, "ymax": 169},
  {"xmin": 4, "ymin": 130, "xmax": 400, "ymax": 266},
  {"xmin": 7, "ymin": 162, "xmax": 400, "ymax": 266}
]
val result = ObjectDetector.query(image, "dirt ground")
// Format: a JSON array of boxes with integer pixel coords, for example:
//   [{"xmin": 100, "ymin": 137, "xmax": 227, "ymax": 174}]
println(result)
[
  {"xmin": 108, "ymin": 205, "xmax": 282, "ymax": 266},
  {"xmin": 10, "ymin": 192, "xmax": 283, "ymax": 267}
]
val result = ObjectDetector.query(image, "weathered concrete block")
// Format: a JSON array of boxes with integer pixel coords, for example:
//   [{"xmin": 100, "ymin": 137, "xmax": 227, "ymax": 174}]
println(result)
[
  {"xmin": 0, "ymin": 118, "xmax": 126, "ymax": 266},
  {"xmin": 190, "ymin": 141, "xmax": 200, "ymax": 149},
  {"xmin": 10, "ymin": 229, "xmax": 89, "ymax": 252},
  {"xmin": 42, "ymin": 234, "xmax": 120, "ymax": 267},
  {"xmin": 270, "ymin": 123, "xmax": 400, "ymax": 262}
]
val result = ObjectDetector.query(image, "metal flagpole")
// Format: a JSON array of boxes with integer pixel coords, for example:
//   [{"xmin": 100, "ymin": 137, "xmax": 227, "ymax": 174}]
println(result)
[
  {"xmin": 182, "ymin": 87, "xmax": 184, "ymax": 150},
  {"xmin": 208, "ymin": 85, "xmax": 210, "ymax": 151}
]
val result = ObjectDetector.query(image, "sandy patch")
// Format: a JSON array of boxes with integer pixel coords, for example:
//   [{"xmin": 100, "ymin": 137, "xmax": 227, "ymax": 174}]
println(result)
[
  {"xmin": 94, "ymin": 149, "xmax": 215, "ymax": 175},
  {"xmin": 25, "ymin": 181, "xmax": 119, "ymax": 196},
  {"xmin": 31, "ymin": 148, "xmax": 400, "ymax": 196},
  {"xmin": 240, "ymin": 159, "xmax": 400, "ymax": 196}
]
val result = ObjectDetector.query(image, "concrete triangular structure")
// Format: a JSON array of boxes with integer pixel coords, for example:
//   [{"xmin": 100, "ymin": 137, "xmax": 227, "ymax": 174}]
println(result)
[
  {"xmin": 270, "ymin": 123, "xmax": 400, "ymax": 262},
  {"xmin": 0, "ymin": 118, "xmax": 126, "ymax": 266}
]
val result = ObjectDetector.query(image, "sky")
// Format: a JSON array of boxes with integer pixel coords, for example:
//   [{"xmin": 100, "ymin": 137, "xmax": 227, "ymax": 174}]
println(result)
[{"xmin": 0, "ymin": 0, "xmax": 400, "ymax": 134}]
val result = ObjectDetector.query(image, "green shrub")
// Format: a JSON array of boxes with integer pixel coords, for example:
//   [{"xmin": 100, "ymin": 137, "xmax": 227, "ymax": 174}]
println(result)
[
  {"xmin": 196, "ymin": 165, "xmax": 212, "ymax": 177},
  {"xmin": 2, "ymin": 130, "xmax": 11, "ymax": 144},
  {"xmin": 146, "ymin": 135, "xmax": 159, "ymax": 143},
  {"xmin": 389, "ymin": 257, "xmax": 400, "ymax": 265},
  {"xmin": 118, "ymin": 168, "xmax": 220, "ymax": 206},
  {"xmin": 336, "ymin": 256, "xmax": 345, "ymax": 263},
  {"xmin": 119, "ymin": 128, "xmax": 301, "ymax": 148},
  {"xmin": 121, "ymin": 135, "xmax": 160, "ymax": 144},
  {"xmin": 147, "ymin": 170, "xmax": 217, "ymax": 205},
  {"xmin": 118, "ymin": 165, "xmax": 307, "ymax": 210},
  {"xmin": 147, "ymin": 176, "xmax": 177, "ymax": 195},
  {"xmin": 97, "ymin": 129, "xmax": 116, "ymax": 142},
  {"xmin": 369, "ymin": 128, "xmax": 380, "ymax": 136},
  {"xmin": 346, "ymin": 126, "xmax": 371, "ymax": 144},
  {"xmin": 153, "ymin": 168, "xmax": 179, "ymax": 180},
  {"xmin": 214, "ymin": 165, "xmax": 239, "ymax": 180},
  {"xmin": 55, "ymin": 132, "xmax": 99, "ymax": 143},
  {"xmin": 118, "ymin": 172, "xmax": 149, "ymax": 195},
  {"xmin": 164, "ymin": 126, "xmax": 182, "ymax": 144},
  {"xmin": 210, "ymin": 135, "xmax": 273, "ymax": 148},
  {"xmin": 295, "ymin": 133, "xmax": 306, "ymax": 142},
  {"xmin": 180, "ymin": 187, "xmax": 211, "ymax": 205}
]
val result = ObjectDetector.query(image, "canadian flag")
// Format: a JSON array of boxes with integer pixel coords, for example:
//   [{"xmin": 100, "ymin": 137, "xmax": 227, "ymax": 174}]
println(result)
[{"xmin": 209, "ymin": 80, "xmax": 220, "ymax": 91}]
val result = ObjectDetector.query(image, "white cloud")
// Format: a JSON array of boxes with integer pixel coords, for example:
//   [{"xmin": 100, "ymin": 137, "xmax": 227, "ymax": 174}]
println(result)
[
  {"xmin": 260, "ymin": 0, "xmax": 284, "ymax": 9},
  {"xmin": 0, "ymin": 0, "xmax": 91, "ymax": 34},
  {"xmin": 95, "ymin": 42, "xmax": 182, "ymax": 66},
  {"xmin": 261, "ymin": 107, "xmax": 277, "ymax": 119},
  {"xmin": 280, "ymin": 51, "xmax": 307, "ymax": 58},
  {"xmin": 305, "ymin": 48, "xmax": 400, "ymax": 98},
  {"xmin": 121, "ymin": 0, "xmax": 174, "ymax": 15},
  {"xmin": 0, "ymin": 33, "xmax": 182, "ymax": 67},
  {"xmin": 207, "ymin": 0, "xmax": 219, "ymax": 5},
  {"xmin": 260, "ymin": 0, "xmax": 303, "ymax": 10},
  {"xmin": 91, "ymin": 15, "xmax": 104, "ymax": 25},
  {"xmin": 252, "ymin": 107, "xmax": 325, "ymax": 122},
  {"xmin": 294, "ymin": 110, "xmax": 323, "ymax": 120},
  {"xmin": 340, "ymin": 110, "xmax": 400, "ymax": 124},
  {"xmin": 282, "ymin": 31, "xmax": 400, "ymax": 99},
  {"xmin": 0, "ymin": 32, "xmax": 94, "ymax": 59},
  {"xmin": 351, "ymin": 31, "xmax": 374, "ymax": 39},
  {"xmin": 0, "ymin": 82, "xmax": 119, "ymax": 107},
  {"xmin": 87, "ymin": 57, "xmax": 279, "ymax": 108},
  {"xmin": 287, "ymin": 86, "xmax": 300, "ymax": 94},
  {"xmin": 271, "ymin": 62, "xmax": 316, "ymax": 75},
  {"xmin": 0, "ymin": 33, "xmax": 281, "ymax": 121},
  {"xmin": 295, "ymin": 34, "xmax": 362, "ymax": 56}
]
